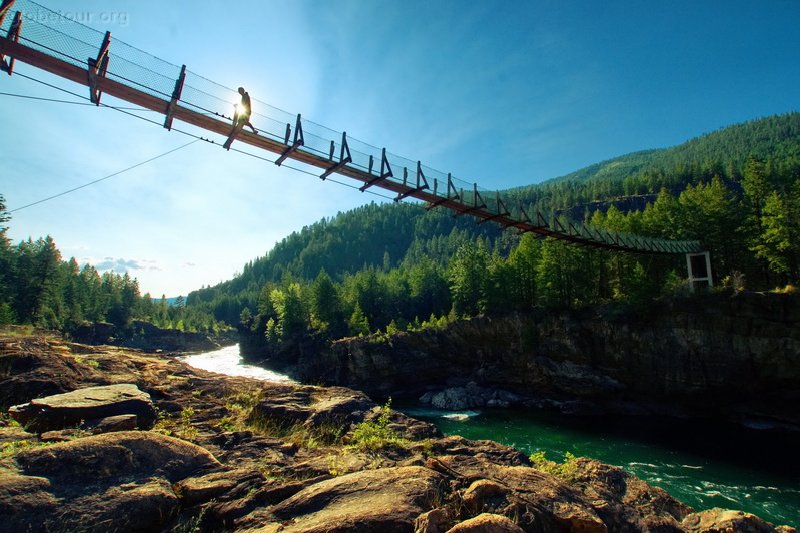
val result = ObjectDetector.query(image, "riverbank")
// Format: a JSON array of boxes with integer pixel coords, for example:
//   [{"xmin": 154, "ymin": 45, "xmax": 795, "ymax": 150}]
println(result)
[
  {"xmin": 177, "ymin": 343, "xmax": 800, "ymax": 525},
  {"xmin": 1, "ymin": 332, "xmax": 794, "ymax": 531},
  {"xmin": 404, "ymin": 405, "xmax": 800, "ymax": 527},
  {"xmin": 70, "ymin": 319, "xmax": 238, "ymax": 353},
  {"xmin": 250, "ymin": 291, "xmax": 800, "ymax": 429}
]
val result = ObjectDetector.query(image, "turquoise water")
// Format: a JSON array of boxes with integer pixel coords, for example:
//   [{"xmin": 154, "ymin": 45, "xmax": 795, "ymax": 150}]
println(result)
[
  {"xmin": 181, "ymin": 347, "xmax": 798, "ymax": 527},
  {"xmin": 403, "ymin": 407, "xmax": 800, "ymax": 527}
]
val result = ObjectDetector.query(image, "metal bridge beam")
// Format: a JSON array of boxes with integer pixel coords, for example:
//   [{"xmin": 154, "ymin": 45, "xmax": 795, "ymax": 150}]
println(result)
[{"xmin": 0, "ymin": 33, "xmax": 703, "ymax": 256}]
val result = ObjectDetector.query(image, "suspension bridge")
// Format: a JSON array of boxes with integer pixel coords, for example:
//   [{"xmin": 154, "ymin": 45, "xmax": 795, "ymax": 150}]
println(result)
[{"xmin": 0, "ymin": 0, "xmax": 703, "ymax": 257}]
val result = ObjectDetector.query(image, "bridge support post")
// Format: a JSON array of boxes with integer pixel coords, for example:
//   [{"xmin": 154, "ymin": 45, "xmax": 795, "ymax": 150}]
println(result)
[
  {"xmin": 359, "ymin": 147, "xmax": 392, "ymax": 191},
  {"xmin": 0, "ymin": 0, "xmax": 15, "ymax": 23},
  {"xmin": 163, "ymin": 64, "xmax": 186, "ymax": 130},
  {"xmin": 686, "ymin": 251, "xmax": 713, "ymax": 292},
  {"xmin": 1, "ymin": 7, "xmax": 21, "ymax": 75},
  {"xmin": 320, "ymin": 131, "xmax": 352, "ymax": 180},
  {"xmin": 394, "ymin": 160, "xmax": 430, "ymax": 202},
  {"xmin": 275, "ymin": 114, "xmax": 304, "ymax": 166},
  {"xmin": 88, "ymin": 31, "xmax": 111, "ymax": 105}
]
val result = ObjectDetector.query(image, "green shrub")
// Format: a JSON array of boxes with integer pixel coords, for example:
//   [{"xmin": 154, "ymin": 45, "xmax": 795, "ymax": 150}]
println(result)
[
  {"xmin": 348, "ymin": 398, "xmax": 410, "ymax": 451},
  {"xmin": 530, "ymin": 450, "xmax": 580, "ymax": 481}
]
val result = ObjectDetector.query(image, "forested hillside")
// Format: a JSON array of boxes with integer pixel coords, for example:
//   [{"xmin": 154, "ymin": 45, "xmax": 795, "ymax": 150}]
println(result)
[{"xmin": 186, "ymin": 113, "xmax": 800, "ymax": 338}]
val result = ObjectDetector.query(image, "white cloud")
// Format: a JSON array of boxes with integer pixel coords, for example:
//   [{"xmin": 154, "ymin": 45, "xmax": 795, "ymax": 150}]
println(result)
[{"xmin": 94, "ymin": 257, "xmax": 159, "ymax": 273}]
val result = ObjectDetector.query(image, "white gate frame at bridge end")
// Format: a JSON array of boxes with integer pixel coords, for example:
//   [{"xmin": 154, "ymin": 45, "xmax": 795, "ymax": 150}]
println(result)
[{"xmin": 686, "ymin": 251, "xmax": 713, "ymax": 292}]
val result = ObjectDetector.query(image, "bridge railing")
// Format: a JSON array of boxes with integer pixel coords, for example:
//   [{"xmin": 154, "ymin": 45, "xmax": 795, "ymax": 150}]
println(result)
[{"xmin": 1, "ymin": 0, "xmax": 702, "ymax": 255}]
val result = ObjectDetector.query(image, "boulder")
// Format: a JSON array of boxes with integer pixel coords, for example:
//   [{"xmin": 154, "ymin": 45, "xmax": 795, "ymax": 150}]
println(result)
[
  {"xmin": 0, "ymin": 337, "xmax": 85, "ymax": 409},
  {"xmin": 86, "ymin": 413, "xmax": 139, "ymax": 434},
  {"xmin": 8, "ymin": 383, "xmax": 157, "ymax": 432},
  {"xmin": 249, "ymin": 384, "xmax": 439, "ymax": 440},
  {"xmin": 681, "ymin": 508, "xmax": 787, "ymax": 532},
  {"xmin": 0, "ymin": 471, "xmax": 58, "ymax": 533},
  {"xmin": 415, "ymin": 507, "xmax": 450, "ymax": 533},
  {"xmin": 432, "ymin": 387, "xmax": 473, "ymax": 410},
  {"xmin": 269, "ymin": 466, "xmax": 444, "ymax": 532},
  {"xmin": 1, "ymin": 431, "xmax": 220, "ymax": 532},
  {"xmin": 428, "ymin": 454, "xmax": 607, "ymax": 532},
  {"xmin": 424, "ymin": 386, "xmax": 523, "ymax": 411},
  {"xmin": 14, "ymin": 430, "xmax": 220, "ymax": 482},
  {"xmin": 426, "ymin": 436, "xmax": 530, "ymax": 466},
  {"xmin": 462, "ymin": 479, "xmax": 511, "ymax": 514},
  {"xmin": 570, "ymin": 457, "xmax": 690, "ymax": 530},
  {"xmin": 206, "ymin": 477, "xmax": 314, "ymax": 529},
  {"xmin": 446, "ymin": 513, "xmax": 525, "ymax": 533},
  {"xmin": 73, "ymin": 478, "xmax": 180, "ymax": 531}
]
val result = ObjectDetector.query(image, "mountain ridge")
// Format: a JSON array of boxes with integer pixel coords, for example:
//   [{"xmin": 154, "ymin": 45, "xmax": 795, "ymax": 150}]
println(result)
[
  {"xmin": 538, "ymin": 112, "xmax": 799, "ymax": 186},
  {"xmin": 187, "ymin": 112, "xmax": 800, "ymax": 321}
]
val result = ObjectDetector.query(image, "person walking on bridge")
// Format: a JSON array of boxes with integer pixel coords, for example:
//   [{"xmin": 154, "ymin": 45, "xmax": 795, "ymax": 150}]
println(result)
[
  {"xmin": 233, "ymin": 86, "xmax": 257, "ymax": 134},
  {"xmin": 224, "ymin": 86, "xmax": 257, "ymax": 149}
]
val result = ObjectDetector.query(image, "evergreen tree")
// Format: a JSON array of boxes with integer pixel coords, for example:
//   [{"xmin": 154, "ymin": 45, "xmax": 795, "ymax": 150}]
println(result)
[
  {"xmin": 752, "ymin": 190, "xmax": 799, "ymax": 281},
  {"xmin": 347, "ymin": 303, "xmax": 370, "ymax": 336},
  {"xmin": 448, "ymin": 241, "xmax": 489, "ymax": 316},
  {"xmin": 484, "ymin": 250, "xmax": 516, "ymax": 314},
  {"xmin": 270, "ymin": 283, "xmax": 307, "ymax": 339},
  {"xmin": 676, "ymin": 177, "xmax": 741, "ymax": 278},
  {"xmin": 507, "ymin": 233, "xmax": 541, "ymax": 310},
  {"xmin": 641, "ymin": 189, "xmax": 680, "ymax": 238},
  {"xmin": 741, "ymin": 156, "xmax": 775, "ymax": 284},
  {"xmin": 310, "ymin": 269, "xmax": 343, "ymax": 335},
  {"xmin": 535, "ymin": 238, "xmax": 596, "ymax": 307},
  {"xmin": 408, "ymin": 257, "xmax": 450, "ymax": 319},
  {"xmin": 12, "ymin": 237, "xmax": 62, "ymax": 325},
  {"xmin": 0, "ymin": 194, "xmax": 13, "ymax": 323},
  {"xmin": 0, "ymin": 194, "xmax": 9, "ymax": 234}
]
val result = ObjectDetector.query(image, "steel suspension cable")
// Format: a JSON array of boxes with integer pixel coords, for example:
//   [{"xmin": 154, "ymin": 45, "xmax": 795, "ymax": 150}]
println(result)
[{"xmin": 9, "ymin": 138, "xmax": 200, "ymax": 212}]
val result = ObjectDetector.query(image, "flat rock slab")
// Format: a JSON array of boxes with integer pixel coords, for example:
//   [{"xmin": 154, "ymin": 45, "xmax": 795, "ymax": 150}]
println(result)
[
  {"xmin": 8, "ymin": 383, "xmax": 157, "ymax": 433},
  {"xmin": 268, "ymin": 466, "xmax": 444, "ymax": 533}
]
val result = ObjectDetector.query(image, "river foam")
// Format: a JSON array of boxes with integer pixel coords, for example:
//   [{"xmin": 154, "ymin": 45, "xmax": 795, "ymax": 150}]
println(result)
[{"xmin": 178, "ymin": 344, "xmax": 293, "ymax": 382}]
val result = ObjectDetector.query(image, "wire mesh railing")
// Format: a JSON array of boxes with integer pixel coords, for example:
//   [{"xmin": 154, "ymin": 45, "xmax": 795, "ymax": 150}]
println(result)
[{"xmin": 0, "ymin": 0, "xmax": 702, "ymax": 254}]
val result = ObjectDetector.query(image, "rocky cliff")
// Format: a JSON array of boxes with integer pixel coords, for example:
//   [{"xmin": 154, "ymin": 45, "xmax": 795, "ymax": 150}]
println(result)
[{"xmin": 284, "ymin": 292, "xmax": 800, "ymax": 427}]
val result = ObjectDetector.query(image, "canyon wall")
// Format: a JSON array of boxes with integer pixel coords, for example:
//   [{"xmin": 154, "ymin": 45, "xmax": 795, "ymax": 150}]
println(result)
[{"xmin": 246, "ymin": 292, "xmax": 800, "ymax": 425}]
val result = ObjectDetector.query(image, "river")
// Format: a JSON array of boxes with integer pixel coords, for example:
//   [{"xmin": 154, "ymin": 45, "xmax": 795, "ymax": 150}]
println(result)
[
  {"xmin": 181, "ymin": 344, "xmax": 799, "ymax": 527},
  {"xmin": 178, "ymin": 344, "xmax": 294, "ymax": 383}
]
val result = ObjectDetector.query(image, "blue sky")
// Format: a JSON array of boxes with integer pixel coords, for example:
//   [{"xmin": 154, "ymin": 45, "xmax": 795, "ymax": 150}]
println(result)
[{"xmin": 1, "ymin": 0, "xmax": 798, "ymax": 297}]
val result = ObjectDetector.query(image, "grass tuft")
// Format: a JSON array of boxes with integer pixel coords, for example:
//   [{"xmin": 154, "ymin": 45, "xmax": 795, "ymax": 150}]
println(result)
[{"xmin": 530, "ymin": 450, "xmax": 580, "ymax": 482}]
